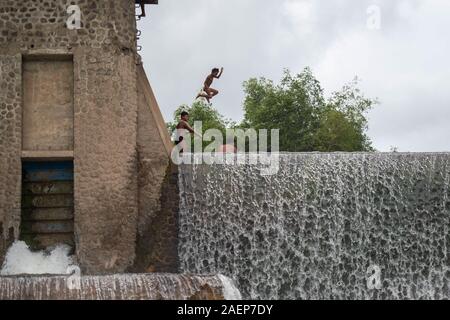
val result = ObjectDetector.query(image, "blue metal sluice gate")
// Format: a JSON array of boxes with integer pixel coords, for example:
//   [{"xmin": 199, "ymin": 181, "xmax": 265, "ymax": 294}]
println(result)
[{"xmin": 21, "ymin": 161, "xmax": 75, "ymax": 251}]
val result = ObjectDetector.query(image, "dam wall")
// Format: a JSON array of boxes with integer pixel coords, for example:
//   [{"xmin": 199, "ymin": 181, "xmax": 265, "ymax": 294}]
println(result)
[
  {"xmin": 0, "ymin": 273, "xmax": 231, "ymax": 300},
  {"xmin": 178, "ymin": 153, "xmax": 450, "ymax": 299},
  {"xmin": 0, "ymin": 0, "xmax": 173, "ymax": 274}
]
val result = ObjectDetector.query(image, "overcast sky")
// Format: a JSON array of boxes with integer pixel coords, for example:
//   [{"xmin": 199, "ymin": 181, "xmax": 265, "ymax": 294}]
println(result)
[{"xmin": 138, "ymin": 0, "xmax": 449, "ymax": 152}]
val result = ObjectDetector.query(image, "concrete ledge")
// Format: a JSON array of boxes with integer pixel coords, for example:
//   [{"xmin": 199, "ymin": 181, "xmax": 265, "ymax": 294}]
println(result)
[
  {"xmin": 0, "ymin": 273, "xmax": 228, "ymax": 300},
  {"xmin": 21, "ymin": 151, "xmax": 74, "ymax": 161},
  {"xmin": 137, "ymin": 65, "xmax": 173, "ymax": 156},
  {"xmin": 22, "ymin": 52, "xmax": 73, "ymax": 61}
]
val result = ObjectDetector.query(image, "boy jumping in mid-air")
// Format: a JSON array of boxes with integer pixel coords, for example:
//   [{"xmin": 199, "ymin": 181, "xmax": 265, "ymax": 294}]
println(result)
[{"xmin": 196, "ymin": 67, "xmax": 224, "ymax": 104}]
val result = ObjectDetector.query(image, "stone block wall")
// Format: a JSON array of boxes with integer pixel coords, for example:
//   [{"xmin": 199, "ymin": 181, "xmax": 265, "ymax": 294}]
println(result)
[
  {"xmin": 132, "ymin": 66, "xmax": 177, "ymax": 273},
  {"xmin": 0, "ymin": 0, "xmax": 147, "ymax": 274},
  {"xmin": 73, "ymin": 47, "xmax": 139, "ymax": 274},
  {"xmin": 0, "ymin": 0, "xmax": 136, "ymax": 52},
  {"xmin": 0, "ymin": 54, "xmax": 22, "ymax": 264}
]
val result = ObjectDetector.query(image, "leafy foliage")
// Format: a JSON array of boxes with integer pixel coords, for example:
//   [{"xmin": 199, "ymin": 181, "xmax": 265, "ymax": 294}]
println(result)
[
  {"xmin": 167, "ymin": 68, "xmax": 377, "ymax": 152},
  {"xmin": 241, "ymin": 68, "xmax": 376, "ymax": 152}
]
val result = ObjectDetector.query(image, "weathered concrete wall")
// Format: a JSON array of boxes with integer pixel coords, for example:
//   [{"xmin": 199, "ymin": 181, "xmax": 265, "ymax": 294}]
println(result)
[
  {"xmin": 0, "ymin": 0, "xmax": 137, "ymax": 53},
  {"xmin": 22, "ymin": 58, "xmax": 74, "ymax": 151},
  {"xmin": 0, "ymin": 54, "xmax": 22, "ymax": 264},
  {"xmin": 133, "ymin": 163, "xmax": 180, "ymax": 273},
  {"xmin": 133, "ymin": 66, "xmax": 177, "ymax": 273},
  {"xmin": 73, "ymin": 48, "xmax": 139, "ymax": 274},
  {"xmin": 0, "ymin": 0, "xmax": 141, "ymax": 273},
  {"xmin": 136, "ymin": 69, "xmax": 170, "ymax": 238}
]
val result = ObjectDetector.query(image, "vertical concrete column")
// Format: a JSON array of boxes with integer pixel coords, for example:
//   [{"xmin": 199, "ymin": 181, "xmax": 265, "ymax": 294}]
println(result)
[
  {"xmin": 73, "ymin": 48, "xmax": 139, "ymax": 274},
  {"xmin": 0, "ymin": 0, "xmax": 142, "ymax": 272},
  {"xmin": 0, "ymin": 54, "xmax": 22, "ymax": 264},
  {"xmin": 133, "ymin": 66, "xmax": 178, "ymax": 273}
]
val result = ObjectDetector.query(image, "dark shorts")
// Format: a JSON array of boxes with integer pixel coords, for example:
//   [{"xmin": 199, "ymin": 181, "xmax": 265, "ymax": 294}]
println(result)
[{"xmin": 175, "ymin": 136, "xmax": 184, "ymax": 145}]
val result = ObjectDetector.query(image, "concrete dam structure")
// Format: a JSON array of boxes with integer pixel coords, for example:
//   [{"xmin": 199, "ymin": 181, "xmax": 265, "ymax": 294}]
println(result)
[
  {"xmin": 0, "ymin": 0, "xmax": 176, "ymax": 274},
  {"xmin": 1, "ymin": 1, "xmax": 449, "ymax": 301},
  {"xmin": 178, "ymin": 153, "xmax": 450, "ymax": 299},
  {"xmin": 0, "ymin": 274, "xmax": 232, "ymax": 300},
  {"xmin": 0, "ymin": 0, "xmax": 240, "ymax": 300}
]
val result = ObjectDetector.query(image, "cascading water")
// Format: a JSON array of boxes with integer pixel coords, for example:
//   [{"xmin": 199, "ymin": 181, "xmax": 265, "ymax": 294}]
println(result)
[
  {"xmin": 0, "ymin": 273, "xmax": 232, "ymax": 300},
  {"xmin": 1, "ymin": 241, "xmax": 74, "ymax": 276},
  {"xmin": 218, "ymin": 274, "xmax": 242, "ymax": 300},
  {"xmin": 0, "ymin": 242, "xmax": 240, "ymax": 300},
  {"xmin": 178, "ymin": 153, "xmax": 450, "ymax": 300}
]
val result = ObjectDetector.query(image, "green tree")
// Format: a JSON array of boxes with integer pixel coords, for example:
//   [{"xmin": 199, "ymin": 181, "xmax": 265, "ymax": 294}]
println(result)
[
  {"xmin": 317, "ymin": 78, "xmax": 376, "ymax": 151},
  {"xmin": 241, "ymin": 68, "xmax": 376, "ymax": 152},
  {"xmin": 313, "ymin": 108, "xmax": 368, "ymax": 151}
]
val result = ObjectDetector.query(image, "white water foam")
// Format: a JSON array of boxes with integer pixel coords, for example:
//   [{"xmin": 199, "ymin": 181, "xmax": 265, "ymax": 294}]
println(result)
[
  {"xmin": 179, "ymin": 153, "xmax": 450, "ymax": 299},
  {"xmin": 0, "ymin": 241, "xmax": 74, "ymax": 276},
  {"xmin": 218, "ymin": 274, "xmax": 242, "ymax": 300}
]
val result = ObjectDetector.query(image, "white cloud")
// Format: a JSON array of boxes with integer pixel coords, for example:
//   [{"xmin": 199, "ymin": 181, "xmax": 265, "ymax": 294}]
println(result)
[{"xmin": 139, "ymin": 0, "xmax": 450, "ymax": 152}]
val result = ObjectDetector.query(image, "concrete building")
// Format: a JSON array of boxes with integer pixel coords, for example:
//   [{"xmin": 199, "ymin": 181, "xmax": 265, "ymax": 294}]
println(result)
[{"xmin": 0, "ymin": 0, "xmax": 176, "ymax": 274}]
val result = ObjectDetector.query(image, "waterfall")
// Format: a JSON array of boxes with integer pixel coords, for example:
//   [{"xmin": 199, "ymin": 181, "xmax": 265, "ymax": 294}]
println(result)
[
  {"xmin": 218, "ymin": 274, "xmax": 242, "ymax": 300},
  {"xmin": 0, "ymin": 273, "xmax": 229, "ymax": 300},
  {"xmin": 0, "ymin": 242, "xmax": 241, "ymax": 300},
  {"xmin": 178, "ymin": 153, "xmax": 450, "ymax": 300}
]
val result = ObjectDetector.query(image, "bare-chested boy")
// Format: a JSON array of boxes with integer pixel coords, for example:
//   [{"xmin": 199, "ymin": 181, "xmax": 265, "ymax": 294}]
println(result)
[
  {"xmin": 175, "ymin": 111, "xmax": 201, "ymax": 153},
  {"xmin": 196, "ymin": 67, "xmax": 224, "ymax": 104}
]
